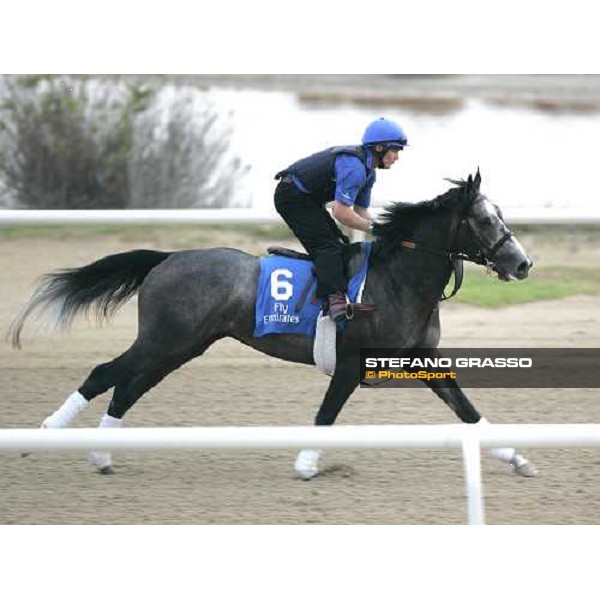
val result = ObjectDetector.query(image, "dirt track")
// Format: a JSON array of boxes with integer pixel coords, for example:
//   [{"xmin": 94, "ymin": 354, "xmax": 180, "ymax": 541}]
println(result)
[{"xmin": 1, "ymin": 232, "xmax": 599, "ymax": 524}]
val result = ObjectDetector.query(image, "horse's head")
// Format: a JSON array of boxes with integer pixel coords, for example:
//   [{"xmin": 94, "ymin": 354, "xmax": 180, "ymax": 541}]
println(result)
[
  {"xmin": 374, "ymin": 172, "xmax": 532, "ymax": 281},
  {"xmin": 451, "ymin": 170, "xmax": 533, "ymax": 281}
]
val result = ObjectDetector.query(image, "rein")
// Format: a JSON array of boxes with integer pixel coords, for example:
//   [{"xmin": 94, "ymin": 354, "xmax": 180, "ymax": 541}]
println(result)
[{"xmin": 396, "ymin": 210, "xmax": 515, "ymax": 300}]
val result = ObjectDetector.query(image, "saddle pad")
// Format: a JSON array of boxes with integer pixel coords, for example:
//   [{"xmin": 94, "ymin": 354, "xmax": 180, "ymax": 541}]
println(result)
[
  {"xmin": 313, "ymin": 312, "xmax": 337, "ymax": 375},
  {"xmin": 254, "ymin": 242, "xmax": 372, "ymax": 338}
]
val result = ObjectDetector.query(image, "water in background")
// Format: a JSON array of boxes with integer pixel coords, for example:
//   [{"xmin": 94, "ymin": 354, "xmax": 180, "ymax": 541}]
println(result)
[{"xmin": 207, "ymin": 88, "xmax": 599, "ymax": 216}]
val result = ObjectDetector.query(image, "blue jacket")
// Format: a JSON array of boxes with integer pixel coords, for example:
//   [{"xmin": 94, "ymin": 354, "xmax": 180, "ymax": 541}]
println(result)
[{"xmin": 276, "ymin": 145, "xmax": 375, "ymax": 208}]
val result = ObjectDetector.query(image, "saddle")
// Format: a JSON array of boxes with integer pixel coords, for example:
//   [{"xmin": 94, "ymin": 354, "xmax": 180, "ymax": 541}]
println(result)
[
  {"xmin": 267, "ymin": 244, "xmax": 370, "ymax": 278},
  {"xmin": 267, "ymin": 246, "xmax": 312, "ymax": 261},
  {"xmin": 266, "ymin": 245, "xmax": 377, "ymax": 317}
]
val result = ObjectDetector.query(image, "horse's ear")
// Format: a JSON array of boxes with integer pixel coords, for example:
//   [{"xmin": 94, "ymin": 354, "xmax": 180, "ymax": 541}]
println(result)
[
  {"xmin": 467, "ymin": 174, "xmax": 473, "ymax": 189},
  {"xmin": 474, "ymin": 168, "xmax": 481, "ymax": 191}
]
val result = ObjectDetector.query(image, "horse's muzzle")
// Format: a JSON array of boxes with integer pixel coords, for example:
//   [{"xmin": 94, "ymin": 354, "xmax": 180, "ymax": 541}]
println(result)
[
  {"xmin": 493, "ymin": 256, "xmax": 532, "ymax": 281},
  {"xmin": 515, "ymin": 257, "xmax": 533, "ymax": 280}
]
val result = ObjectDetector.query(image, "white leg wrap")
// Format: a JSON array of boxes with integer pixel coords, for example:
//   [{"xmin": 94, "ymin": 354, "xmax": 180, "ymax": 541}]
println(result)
[
  {"xmin": 99, "ymin": 414, "xmax": 123, "ymax": 429},
  {"xmin": 478, "ymin": 418, "xmax": 517, "ymax": 462},
  {"xmin": 478, "ymin": 418, "xmax": 537, "ymax": 476},
  {"xmin": 88, "ymin": 414, "xmax": 123, "ymax": 471},
  {"xmin": 41, "ymin": 391, "xmax": 88, "ymax": 428},
  {"xmin": 294, "ymin": 449, "xmax": 321, "ymax": 480},
  {"xmin": 489, "ymin": 446, "xmax": 517, "ymax": 462}
]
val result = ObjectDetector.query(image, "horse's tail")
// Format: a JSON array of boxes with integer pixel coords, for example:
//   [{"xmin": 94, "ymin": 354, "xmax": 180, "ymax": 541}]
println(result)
[{"xmin": 9, "ymin": 249, "xmax": 173, "ymax": 349}]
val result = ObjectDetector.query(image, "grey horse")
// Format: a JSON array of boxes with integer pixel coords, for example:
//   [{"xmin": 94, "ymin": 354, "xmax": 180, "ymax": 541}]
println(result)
[{"xmin": 10, "ymin": 170, "xmax": 536, "ymax": 477}]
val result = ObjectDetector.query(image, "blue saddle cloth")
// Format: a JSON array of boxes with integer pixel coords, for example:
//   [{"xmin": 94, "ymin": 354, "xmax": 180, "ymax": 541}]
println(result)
[{"xmin": 254, "ymin": 242, "xmax": 372, "ymax": 338}]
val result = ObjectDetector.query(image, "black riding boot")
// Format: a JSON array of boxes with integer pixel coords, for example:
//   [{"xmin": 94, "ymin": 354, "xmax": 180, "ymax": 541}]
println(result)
[
  {"xmin": 327, "ymin": 291, "xmax": 378, "ymax": 331},
  {"xmin": 327, "ymin": 291, "xmax": 349, "ymax": 322}
]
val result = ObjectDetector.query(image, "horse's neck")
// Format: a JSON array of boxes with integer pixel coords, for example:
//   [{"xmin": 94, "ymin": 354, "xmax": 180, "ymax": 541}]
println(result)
[
  {"xmin": 371, "ymin": 211, "xmax": 455, "ymax": 306},
  {"xmin": 413, "ymin": 209, "xmax": 455, "ymax": 249}
]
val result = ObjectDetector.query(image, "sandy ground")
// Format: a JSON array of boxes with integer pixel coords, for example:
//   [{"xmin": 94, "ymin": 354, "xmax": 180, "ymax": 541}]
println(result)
[{"xmin": 0, "ymin": 231, "xmax": 599, "ymax": 524}]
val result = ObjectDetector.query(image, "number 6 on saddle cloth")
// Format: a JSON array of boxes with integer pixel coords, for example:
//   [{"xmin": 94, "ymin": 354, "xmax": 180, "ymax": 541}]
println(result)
[{"xmin": 253, "ymin": 242, "xmax": 372, "ymax": 338}]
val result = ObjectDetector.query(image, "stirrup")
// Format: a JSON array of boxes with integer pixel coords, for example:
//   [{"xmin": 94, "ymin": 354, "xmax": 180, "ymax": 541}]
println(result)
[
  {"xmin": 326, "ymin": 292, "xmax": 349, "ymax": 322},
  {"xmin": 345, "ymin": 304, "xmax": 354, "ymax": 321},
  {"xmin": 346, "ymin": 302, "xmax": 377, "ymax": 319}
]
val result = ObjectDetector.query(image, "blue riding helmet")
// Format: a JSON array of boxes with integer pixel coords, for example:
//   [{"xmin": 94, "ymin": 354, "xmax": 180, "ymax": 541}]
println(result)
[{"xmin": 362, "ymin": 117, "xmax": 408, "ymax": 148}]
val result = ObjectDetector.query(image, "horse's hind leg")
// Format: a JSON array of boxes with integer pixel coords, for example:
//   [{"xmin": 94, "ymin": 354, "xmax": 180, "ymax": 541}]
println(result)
[
  {"xmin": 87, "ymin": 336, "xmax": 221, "ymax": 473},
  {"xmin": 39, "ymin": 350, "xmax": 140, "ymax": 472},
  {"xmin": 41, "ymin": 354, "xmax": 129, "ymax": 429},
  {"xmin": 87, "ymin": 362, "xmax": 173, "ymax": 473}
]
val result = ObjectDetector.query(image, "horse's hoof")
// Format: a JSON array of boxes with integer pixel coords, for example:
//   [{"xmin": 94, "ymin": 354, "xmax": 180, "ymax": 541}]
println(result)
[
  {"xmin": 294, "ymin": 449, "xmax": 320, "ymax": 480},
  {"xmin": 509, "ymin": 453, "xmax": 538, "ymax": 477},
  {"xmin": 512, "ymin": 460, "xmax": 538, "ymax": 477},
  {"xmin": 88, "ymin": 450, "xmax": 113, "ymax": 472}
]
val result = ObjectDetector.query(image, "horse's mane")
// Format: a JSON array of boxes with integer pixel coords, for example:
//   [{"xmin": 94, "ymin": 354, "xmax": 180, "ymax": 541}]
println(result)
[{"xmin": 373, "ymin": 178, "xmax": 470, "ymax": 245}]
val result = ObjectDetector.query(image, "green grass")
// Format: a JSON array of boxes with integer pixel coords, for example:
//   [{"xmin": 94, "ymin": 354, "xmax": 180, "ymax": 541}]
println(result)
[
  {"xmin": 452, "ymin": 266, "xmax": 600, "ymax": 307},
  {"xmin": 0, "ymin": 223, "xmax": 294, "ymax": 243},
  {"xmin": 0, "ymin": 224, "xmax": 133, "ymax": 239}
]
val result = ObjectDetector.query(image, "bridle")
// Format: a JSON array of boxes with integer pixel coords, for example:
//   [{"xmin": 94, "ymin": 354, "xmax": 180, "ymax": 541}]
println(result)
[{"xmin": 397, "ymin": 195, "xmax": 516, "ymax": 300}]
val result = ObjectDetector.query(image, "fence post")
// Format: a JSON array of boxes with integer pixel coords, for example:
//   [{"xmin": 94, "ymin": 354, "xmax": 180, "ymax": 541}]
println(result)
[{"xmin": 461, "ymin": 432, "xmax": 485, "ymax": 525}]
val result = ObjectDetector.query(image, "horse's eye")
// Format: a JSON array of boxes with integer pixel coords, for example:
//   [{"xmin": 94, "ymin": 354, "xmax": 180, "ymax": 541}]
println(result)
[{"xmin": 480, "ymin": 216, "xmax": 493, "ymax": 227}]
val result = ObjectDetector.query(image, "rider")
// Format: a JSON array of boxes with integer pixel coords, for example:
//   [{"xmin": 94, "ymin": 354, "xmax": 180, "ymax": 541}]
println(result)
[{"xmin": 274, "ymin": 117, "xmax": 407, "ymax": 326}]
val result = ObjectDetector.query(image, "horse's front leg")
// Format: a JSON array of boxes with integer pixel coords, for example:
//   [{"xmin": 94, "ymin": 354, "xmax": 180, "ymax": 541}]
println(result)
[
  {"xmin": 417, "ymin": 357, "xmax": 538, "ymax": 477},
  {"xmin": 295, "ymin": 355, "xmax": 361, "ymax": 480}
]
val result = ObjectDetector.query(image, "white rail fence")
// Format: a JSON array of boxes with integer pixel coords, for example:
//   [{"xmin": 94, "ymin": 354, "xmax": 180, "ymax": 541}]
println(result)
[
  {"xmin": 3, "ymin": 424, "xmax": 600, "ymax": 525},
  {"xmin": 1, "ymin": 208, "xmax": 600, "ymax": 226}
]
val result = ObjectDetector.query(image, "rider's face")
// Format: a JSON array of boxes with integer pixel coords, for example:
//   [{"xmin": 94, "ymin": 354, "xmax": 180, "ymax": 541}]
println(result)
[{"xmin": 381, "ymin": 148, "xmax": 400, "ymax": 169}]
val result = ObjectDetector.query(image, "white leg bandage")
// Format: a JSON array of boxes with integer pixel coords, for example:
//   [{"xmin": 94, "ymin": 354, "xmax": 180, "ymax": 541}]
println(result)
[
  {"xmin": 88, "ymin": 414, "xmax": 123, "ymax": 471},
  {"xmin": 478, "ymin": 418, "xmax": 537, "ymax": 476},
  {"xmin": 478, "ymin": 418, "xmax": 516, "ymax": 462},
  {"xmin": 295, "ymin": 449, "xmax": 321, "ymax": 480},
  {"xmin": 41, "ymin": 391, "xmax": 88, "ymax": 428},
  {"xmin": 99, "ymin": 414, "xmax": 122, "ymax": 429}
]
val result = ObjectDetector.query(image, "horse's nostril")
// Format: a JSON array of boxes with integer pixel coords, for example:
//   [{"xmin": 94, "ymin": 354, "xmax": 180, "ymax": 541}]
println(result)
[{"xmin": 517, "ymin": 260, "xmax": 530, "ymax": 274}]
